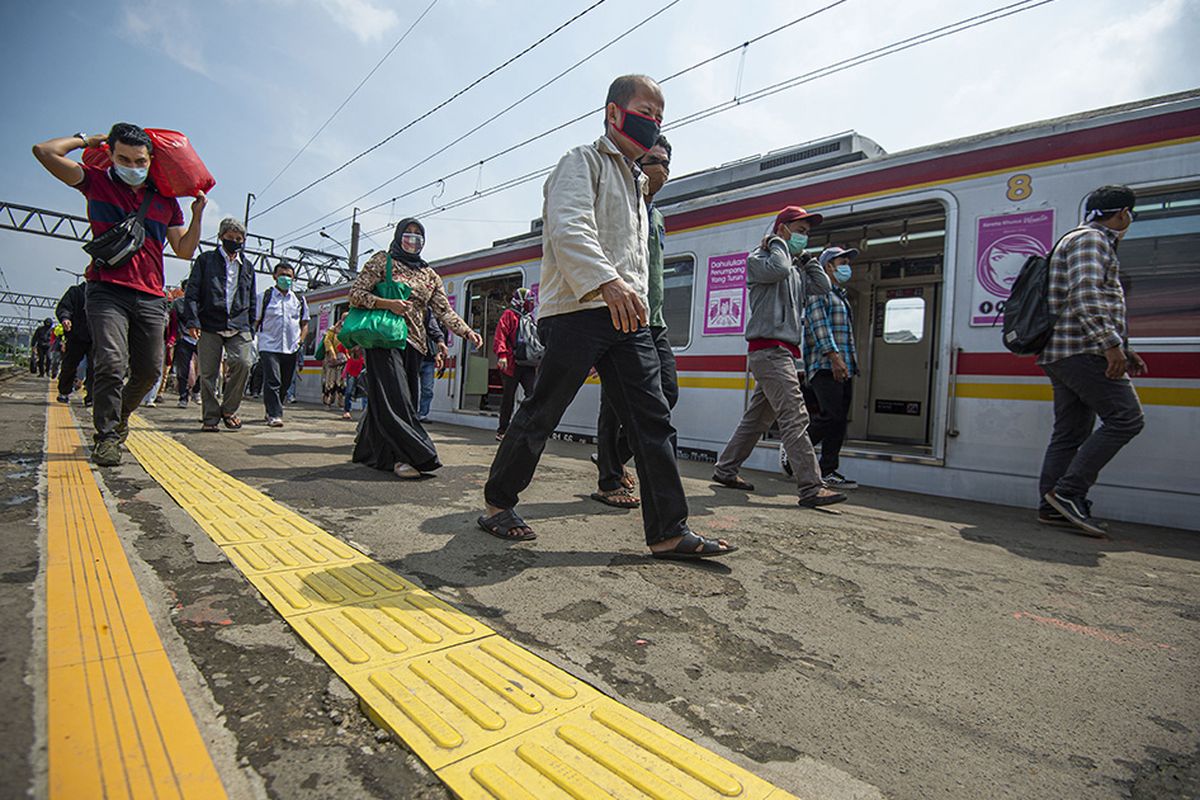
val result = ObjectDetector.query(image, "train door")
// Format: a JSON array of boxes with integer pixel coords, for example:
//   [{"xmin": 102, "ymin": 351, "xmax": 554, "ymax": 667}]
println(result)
[
  {"xmin": 865, "ymin": 285, "xmax": 938, "ymax": 443},
  {"xmin": 459, "ymin": 272, "xmax": 524, "ymax": 414},
  {"xmin": 811, "ymin": 199, "xmax": 947, "ymax": 456}
]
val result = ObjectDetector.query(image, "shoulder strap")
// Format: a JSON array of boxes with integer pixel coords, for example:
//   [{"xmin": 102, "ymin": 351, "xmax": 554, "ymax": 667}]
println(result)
[
  {"xmin": 257, "ymin": 288, "xmax": 272, "ymax": 331},
  {"xmin": 134, "ymin": 186, "xmax": 155, "ymax": 222}
]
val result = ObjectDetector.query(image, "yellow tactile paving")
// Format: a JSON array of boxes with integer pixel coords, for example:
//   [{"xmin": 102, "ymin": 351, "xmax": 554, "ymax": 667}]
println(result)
[
  {"xmin": 44, "ymin": 400, "xmax": 227, "ymax": 799},
  {"xmin": 124, "ymin": 417, "xmax": 803, "ymax": 800}
]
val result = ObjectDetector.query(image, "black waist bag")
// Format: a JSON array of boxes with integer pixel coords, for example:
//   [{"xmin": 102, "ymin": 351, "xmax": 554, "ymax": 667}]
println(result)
[{"xmin": 82, "ymin": 187, "xmax": 155, "ymax": 269}]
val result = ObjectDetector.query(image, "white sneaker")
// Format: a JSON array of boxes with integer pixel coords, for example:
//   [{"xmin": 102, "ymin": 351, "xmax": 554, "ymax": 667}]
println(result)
[
  {"xmin": 779, "ymin": 443, "xmax": 793, "ymax": 476},
  {"xmin": 822, "ymin": 471, "xmax": 858, "ymax": 490},
  {"xmin": 267, "ymin": 417, "xmax": 284, "ymax": 428}
]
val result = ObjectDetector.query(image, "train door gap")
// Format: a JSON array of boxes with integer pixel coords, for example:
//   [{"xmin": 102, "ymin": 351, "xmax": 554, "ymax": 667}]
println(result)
[
  {"xmin": 759, "ymin": 199, "xmax": 946, "ymax": 458},
  {"xmin": 460, "ymin": 272, "xmax": 525, "ymax": 415}
]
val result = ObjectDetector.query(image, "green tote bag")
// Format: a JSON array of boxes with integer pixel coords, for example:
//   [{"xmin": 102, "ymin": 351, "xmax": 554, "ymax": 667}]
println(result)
[{"xmin": 338, "ymin": 255, "xmax": 411, "ymax": 350}]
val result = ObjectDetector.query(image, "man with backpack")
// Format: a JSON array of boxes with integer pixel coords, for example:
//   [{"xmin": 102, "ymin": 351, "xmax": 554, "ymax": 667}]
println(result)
[
  {"xmin": 184, "ymin": 218, "xmax": 257, "ymax": 432},
  {"xmin": 30, "ymin": 318, "xmax": 54, "ymax": 377},
  {"xmin": 55, "ymin": 281, "xmax": 93, "ymax": 405},
  {"xmin": 257, "ymin": 262, "xmax": 309, "ymax": 427},
  {"xmin": 492, "ymin": 287, "xmax": 541, "ymax": 440},
  {"xmin": 1036, "ymin": 185, "xmax": 1146, "ymax": 536},
  {"xmin": 591, "ymin": 136, "xmax": 677, "ymax": 508},
  {"xmin": 33, "ymin": 123, "xmax": 206, "ymax": 466}
]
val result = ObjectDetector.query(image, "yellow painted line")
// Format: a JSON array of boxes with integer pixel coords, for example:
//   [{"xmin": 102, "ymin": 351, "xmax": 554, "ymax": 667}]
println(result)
[
  {"xmin": 45, "ymin": 398, "xmax": 227, "ymax": 799},
  {"xmin": 956, "ymin": 381, "xmax": 1200, "ymax": 406},
  {"xmin": 125, "ymin": 419, "xmax": 802, "ymax": 799}
]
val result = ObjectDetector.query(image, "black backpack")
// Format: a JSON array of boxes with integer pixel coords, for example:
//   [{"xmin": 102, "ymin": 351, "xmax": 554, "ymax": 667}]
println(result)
[
  {"xmin": 514, "ymin": 312, "xmax": 544, "ymax": 366},
  {"xmin": 1000, "ymin": 234, "xmax": 1066, "ymax": 356}
]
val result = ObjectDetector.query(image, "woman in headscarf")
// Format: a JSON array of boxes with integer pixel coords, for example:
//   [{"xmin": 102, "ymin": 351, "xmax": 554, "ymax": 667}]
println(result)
[{"xmin": 348, "ymin": 219, "xmax": 482, "ymax": 478}]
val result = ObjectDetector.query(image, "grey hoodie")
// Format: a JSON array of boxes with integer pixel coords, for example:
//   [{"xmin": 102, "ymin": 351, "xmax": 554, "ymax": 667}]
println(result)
[{"xmin": 744, "ymin": 236, "xmax": 831, "ymax": 346}]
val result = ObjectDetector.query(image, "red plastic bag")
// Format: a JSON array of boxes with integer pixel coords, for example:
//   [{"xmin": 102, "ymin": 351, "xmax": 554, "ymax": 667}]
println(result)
[{"xmin": 82, "ymin": 128, "xmax": 215, "ymax": 198}]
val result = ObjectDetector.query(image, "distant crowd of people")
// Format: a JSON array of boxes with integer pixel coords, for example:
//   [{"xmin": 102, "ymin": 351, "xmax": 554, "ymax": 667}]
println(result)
[{"xmin": 30, "ymin": 74, "xmax": 1142, "ymax": 550}]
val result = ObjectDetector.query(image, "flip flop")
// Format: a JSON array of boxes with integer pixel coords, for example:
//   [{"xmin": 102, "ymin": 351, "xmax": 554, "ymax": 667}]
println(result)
[
  {"xmin": 477, "ymin": 509, "xmax": 537, "ymax": 541},
  {"xmin": 651, "ymin": 530, "xmax": 738, "ymax": 561},
  {"xmin": 222, "ymin": 414, "xmax": 242, "ymax": 430},
  {"xmin": 590, "ymin": 488, "xmax": 641, "ymax": 509},
  {"xmin": 201, "ymin": 422, "xmax": 220, "ymax": 432}
]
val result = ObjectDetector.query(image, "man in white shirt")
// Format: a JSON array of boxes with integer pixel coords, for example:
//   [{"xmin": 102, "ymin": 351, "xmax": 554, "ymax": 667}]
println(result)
[{"xmin": 257, "ymin": 262, "xmax": 309, "ymax": 427}]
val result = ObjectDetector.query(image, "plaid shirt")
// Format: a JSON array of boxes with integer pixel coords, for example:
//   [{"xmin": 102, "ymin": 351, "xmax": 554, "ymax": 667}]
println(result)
[
  {"xmin": 803, "ymin": 287, "xmax": 858, "ymax": 379},
  {"xmin": 1037, "ymin": 222, "xmax": 1126, "ymax": 365}
]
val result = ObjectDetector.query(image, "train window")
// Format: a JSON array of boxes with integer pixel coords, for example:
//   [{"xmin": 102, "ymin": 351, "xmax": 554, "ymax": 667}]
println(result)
[
  {"xmin": 1120, "ymin": 187, "xmax": 1200, "ymax": 339},
  {"xmin": 662, "ymin": 256, "xmax": 695, "ymax": 348},
  {"xmin": 882, "ymin": 297, "xmax": 925, "ymax": 343}
]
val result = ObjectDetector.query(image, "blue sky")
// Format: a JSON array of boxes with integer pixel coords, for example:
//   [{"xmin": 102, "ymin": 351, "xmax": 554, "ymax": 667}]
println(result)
[{"xmin": 1, "ymin": 0, "xmax": 1197, "ymax": 307}]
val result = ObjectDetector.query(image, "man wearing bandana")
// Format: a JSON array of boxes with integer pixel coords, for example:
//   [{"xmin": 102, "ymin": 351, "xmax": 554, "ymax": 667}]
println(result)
[{"xmin": 478, "ymin": 75, "xmax": 737, "ymax": 561}]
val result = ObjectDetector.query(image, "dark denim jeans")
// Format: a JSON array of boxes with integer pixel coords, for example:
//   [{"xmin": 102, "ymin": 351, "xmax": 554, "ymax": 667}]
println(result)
[
  {"xmin": 596, "ymin": 325, "xmax": 678, "ymax": 489},
  {"xmin": 85, "ymin": 281, "xmax": 167, "ymax": 443},
  {"xmin": 418, "ymin": 357, "xmax": 436, "ymax": 418},
  {"xmin": 804, "ymin": 370, "xmax": 854, "ymax": 474},
  {"xmin": 260, "ymin": 351, "xmax": 298, "ymax": 420},
  {"xmin": 1039, "ymin": 353, "xmax": 1145, "ymax": 511},
  {"xmin": 484, "ymin": 309, "xmax": 688, "ymax": 545}
]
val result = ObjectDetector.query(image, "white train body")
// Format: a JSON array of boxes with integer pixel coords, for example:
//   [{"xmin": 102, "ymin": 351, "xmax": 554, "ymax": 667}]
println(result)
[{"xmin": 304, "ymin": 92, "xmax": 1200, "ymax": 530}]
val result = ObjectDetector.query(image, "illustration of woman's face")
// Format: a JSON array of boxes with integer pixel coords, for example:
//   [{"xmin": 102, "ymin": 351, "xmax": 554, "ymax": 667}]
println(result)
[{"xmin": 989, "ymin": 249, "xmax": 1027, "ymax": 287}]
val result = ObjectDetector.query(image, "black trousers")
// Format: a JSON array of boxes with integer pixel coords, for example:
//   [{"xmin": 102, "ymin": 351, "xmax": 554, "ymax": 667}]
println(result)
[
  {"xmin": 86, "ymin": 282, "xmax": 167, "ymax": 443},
  {"xmin": 803, "ymin": 370, "xmax": 854, "ymax": 474},
  {"xmin": 174, "ymin": 338, "xmax": 197, "ymax": 400},
  {"xmin": 596, "ymin": 325, "xmax": 678, "ymax": 490},
  {"xmin": 484, "ymin": 309, "xmax": 688, "ymax": 546},
  {"xmin": 1039, "ymin": 353, "xmax": 1144, "ymax": 511},
  {"xmin": 57, "ymin": 336, "xmax": 93, "ymax": 401},
  {"xmin": 260, "ymin": 351, "xmax": 298, "ymax": 419},
  {"xmin": 498, "ymin": 365, "xmax": 538, "ymax": 433},
  {"xmin": 33, "ymin": 346, "xmax": 49, "ymax": 376}
]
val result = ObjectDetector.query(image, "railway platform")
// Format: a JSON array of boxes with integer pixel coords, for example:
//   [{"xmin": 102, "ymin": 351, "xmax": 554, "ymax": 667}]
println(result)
[{"xmin": 1, "ymin": 372, "xmax": 1196, "ymax": 799}]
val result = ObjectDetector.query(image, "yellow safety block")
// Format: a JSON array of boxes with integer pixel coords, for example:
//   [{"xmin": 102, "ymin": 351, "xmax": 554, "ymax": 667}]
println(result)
[
  {"xmin": 44, "ymin": 401, "xmax": 227, "ymax": 799},
  {"xmin": 125, "ymin": 419, "xmax": 803, "ymax": 800}
]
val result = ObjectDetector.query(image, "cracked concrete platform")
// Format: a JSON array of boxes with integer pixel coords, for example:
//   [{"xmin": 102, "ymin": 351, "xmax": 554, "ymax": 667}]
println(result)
[{"xmin": 2, "ymin": 374, "xmax": 1198, "ymax": 799}]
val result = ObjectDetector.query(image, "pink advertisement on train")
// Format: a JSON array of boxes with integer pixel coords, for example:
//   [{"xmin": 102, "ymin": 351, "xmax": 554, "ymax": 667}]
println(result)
[{"xmin": 970, "ymin": 210, "xmax": 1055, "ymax": 326}]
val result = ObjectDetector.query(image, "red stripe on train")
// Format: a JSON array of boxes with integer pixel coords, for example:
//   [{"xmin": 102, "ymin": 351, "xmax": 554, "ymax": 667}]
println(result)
[{"xmin": 957, "ymin": 351, "xmax": 1200, "ymax": 379}]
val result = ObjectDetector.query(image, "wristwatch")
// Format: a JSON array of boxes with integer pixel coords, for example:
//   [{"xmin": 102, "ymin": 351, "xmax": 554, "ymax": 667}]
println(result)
[{"xmin": 74, "ymin": 132, "xmax": 88, "ymax": 148}]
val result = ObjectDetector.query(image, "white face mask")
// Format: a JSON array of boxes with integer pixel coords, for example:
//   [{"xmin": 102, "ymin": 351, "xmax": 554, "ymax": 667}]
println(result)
[{"xmin": 113, "ymin": 164, "xmax": 148, "ymax": 186}]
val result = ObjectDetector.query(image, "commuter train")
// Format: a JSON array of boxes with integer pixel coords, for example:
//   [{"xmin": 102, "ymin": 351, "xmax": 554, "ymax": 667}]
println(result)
[{"xmin": 303, "ymin": 90, "xmax": 1200, "ymax": 531}]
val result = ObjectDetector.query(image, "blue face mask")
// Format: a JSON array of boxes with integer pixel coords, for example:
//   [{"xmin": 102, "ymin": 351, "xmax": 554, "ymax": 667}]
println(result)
[
  {"xmin": 275, "ymin": 276, "xmax": 293, "ymax": 292},
  {"xmin": 113, "ymin": 164, "xmax": 148, "ymax": 186},
  {"xmin": 787, "ymin": 232, "xmax": 809, "ymax": 255},
  {"xmin": 834, "ymin": 264, "xmax": 852, "ymax": 283}
]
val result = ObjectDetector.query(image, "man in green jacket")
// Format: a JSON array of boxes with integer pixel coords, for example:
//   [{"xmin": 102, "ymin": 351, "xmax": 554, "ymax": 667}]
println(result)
[{"xmin": 592, "ymin": 135, "xmax": 677, "ymax": 508}]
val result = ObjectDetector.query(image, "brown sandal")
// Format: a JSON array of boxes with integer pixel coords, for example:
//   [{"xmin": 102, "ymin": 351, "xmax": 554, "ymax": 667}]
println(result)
[
  {"xmin": 591, "ymin": 488, "xmax": 641, "ymax": 509},
  {"xmin": 222, "ymin": 414, "xmax": 242, "ymax": 430},
  {"xmin": 712, "ymin": 473, "xmax": 755, "ymax": 491}
]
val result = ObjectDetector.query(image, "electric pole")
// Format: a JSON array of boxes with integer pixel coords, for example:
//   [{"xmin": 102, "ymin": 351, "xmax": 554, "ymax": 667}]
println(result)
[{"xmin": 348, "ymin": 207, "xmax": 360, "ymax": 272}]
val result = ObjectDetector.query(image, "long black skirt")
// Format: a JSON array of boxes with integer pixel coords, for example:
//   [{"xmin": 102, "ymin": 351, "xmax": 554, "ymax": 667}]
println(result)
[{"xmin": 352, "ymin": 347, "xmax": 441, "ymax": 473}]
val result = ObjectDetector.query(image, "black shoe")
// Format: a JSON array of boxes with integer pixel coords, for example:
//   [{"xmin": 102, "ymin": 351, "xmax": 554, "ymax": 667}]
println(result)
[
  {"xmin": 56, "ymin": 394, "xmax": 70, "ymax": 403},
  {"xmin": 1043, "ymin": 492, "xmax": 1107, "ymax": 537},
  {"xmin": 798, "ymin": 489, "xmax": 847, "ymax": 508},
  {"xmin": 1038, "ymin": 503, "xmax": 1108, "ymax": 532},
  {"xmin": 83, "ymin": 397, "xmax": 93, "ymax": 407},
  {"xmin": 115, "ymin": 420, "xmax": 130, "ymax": 444}
]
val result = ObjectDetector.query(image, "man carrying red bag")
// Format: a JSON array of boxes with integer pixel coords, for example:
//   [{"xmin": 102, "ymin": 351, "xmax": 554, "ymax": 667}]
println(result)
[{"xmin": 33, "ymin": 122, "xmax": 207, "ymax": 466}]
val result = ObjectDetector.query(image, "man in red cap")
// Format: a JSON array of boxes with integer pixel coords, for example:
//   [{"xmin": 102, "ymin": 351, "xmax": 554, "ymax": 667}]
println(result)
[{"xmin": 712, "ymin": 206, "xmax": 848, "ymax": 509}]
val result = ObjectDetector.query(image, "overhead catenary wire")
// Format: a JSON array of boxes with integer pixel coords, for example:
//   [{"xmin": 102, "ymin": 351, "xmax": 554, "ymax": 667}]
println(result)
[
  {"xmin": 276, "ymin": 0, "xmax": 851, "ymax": 246},
  {"xmin": 276, "ymin": 0, "xmax": 689, "ymax": 246},
  {"xmin": 410, "ymin": 0, "xmax": 1059, "ymax": 226},
  {"xmin": 255, "ymin": 0, "xmax": 440, "ymax": 200},
  {"xmin": 251, "ymin": 0, "xmax": 609, "ymax": 220}
]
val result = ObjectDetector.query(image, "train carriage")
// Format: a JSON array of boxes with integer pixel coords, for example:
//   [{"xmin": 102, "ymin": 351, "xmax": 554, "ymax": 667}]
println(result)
[{"xmin": 303, "ymin": 90, "xmax": 1200, "ymax": 530}]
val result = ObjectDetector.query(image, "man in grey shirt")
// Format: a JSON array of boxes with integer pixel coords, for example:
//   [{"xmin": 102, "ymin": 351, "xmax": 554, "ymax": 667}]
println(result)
[{"xmin": 713, "ymin": 206, "xmax": 847, "ymax": 509}]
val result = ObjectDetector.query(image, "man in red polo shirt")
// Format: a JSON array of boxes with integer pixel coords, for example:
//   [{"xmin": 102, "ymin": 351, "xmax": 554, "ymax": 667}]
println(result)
[
  {"xmin": 712, "ymin": 206, "xmax": 847, "ymax": 509},
  {"xmin": 33, "ymin": 123, "xmax": 206, "ymax": 465}
]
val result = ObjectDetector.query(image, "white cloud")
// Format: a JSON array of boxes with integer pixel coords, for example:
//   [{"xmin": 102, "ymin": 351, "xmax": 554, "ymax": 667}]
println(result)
[
  {"xmin": 120, "ymin": 2, "xmax": 210, "ymax": 76},
  {"xmin": 315, "ymin": 0, "xmax": 399, "ymax": 43}
]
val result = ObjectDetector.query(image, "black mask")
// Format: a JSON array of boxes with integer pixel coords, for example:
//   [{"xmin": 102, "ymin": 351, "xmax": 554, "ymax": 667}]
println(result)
[
  {"xmin": 221, "ymin": 238, "xmax": 242, "ymax": 255},
  {"xmin": 614, "ymin": 106, "xmax": 660, "ymax": 152}
]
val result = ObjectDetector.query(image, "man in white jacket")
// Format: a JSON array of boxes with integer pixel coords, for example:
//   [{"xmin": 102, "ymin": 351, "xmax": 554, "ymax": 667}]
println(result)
[{"xmin": 478, "ymin": 75, "xmax": 736, "ymax": 561}]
